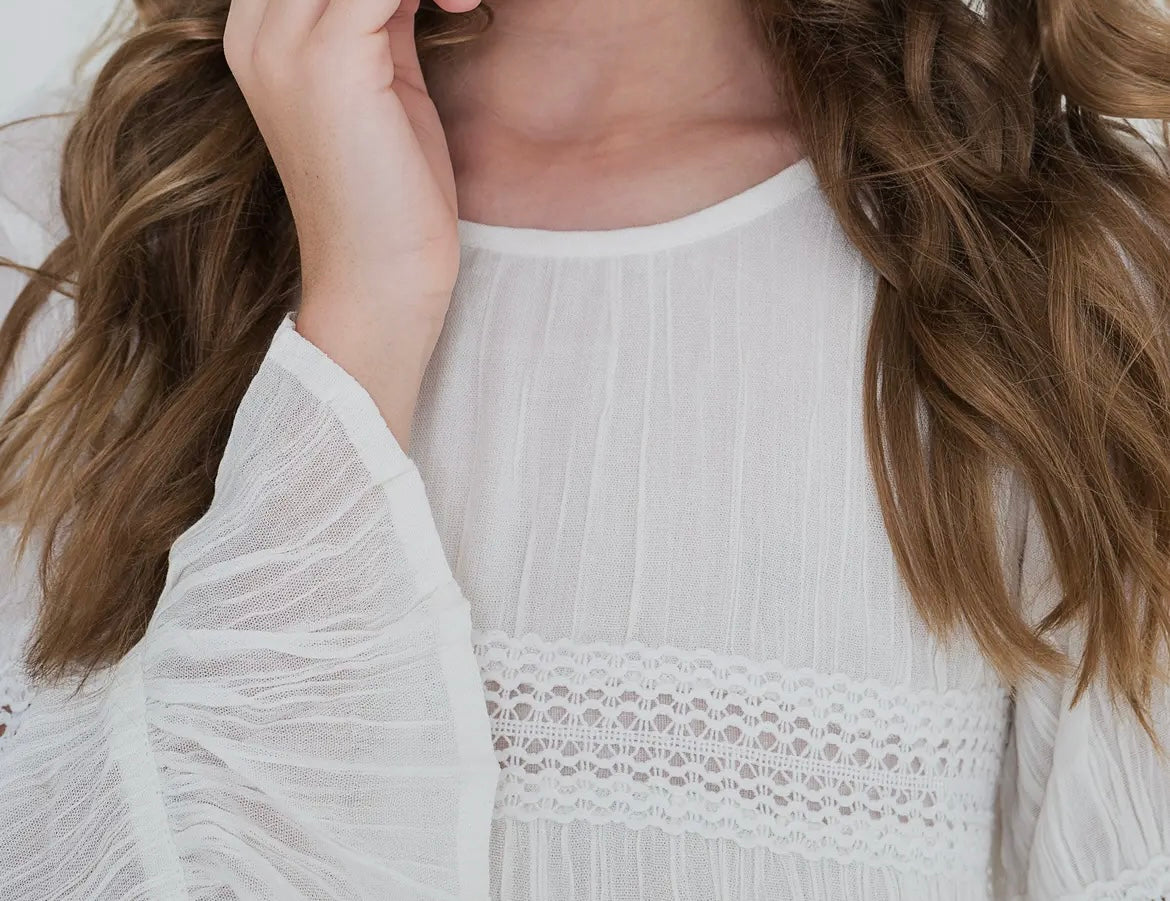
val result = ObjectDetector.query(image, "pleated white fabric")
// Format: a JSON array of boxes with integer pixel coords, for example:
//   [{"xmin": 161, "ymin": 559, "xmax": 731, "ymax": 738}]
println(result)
[{"xmin": 2, "ymin": 112, "xmax": 1169, "ymax": 900}]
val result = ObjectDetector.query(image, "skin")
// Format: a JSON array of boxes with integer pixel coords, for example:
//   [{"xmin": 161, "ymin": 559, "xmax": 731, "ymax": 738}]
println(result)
[
  {"xmin": 426, "ymin": 0, "xmax": 804, "ymax": 233},
  {"xmin": 224, "ymin": 0, "xmax": 802, "ymax": 453}
]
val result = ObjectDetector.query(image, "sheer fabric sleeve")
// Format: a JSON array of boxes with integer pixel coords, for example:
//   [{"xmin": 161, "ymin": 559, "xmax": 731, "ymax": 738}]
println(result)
[
  {"xmin": 997, "ymin": 493, "xmax": 1170, "ymax": 900},
  {"xmin": 0, "ymin": 192, "xmax": 499, "ymax": 896}
]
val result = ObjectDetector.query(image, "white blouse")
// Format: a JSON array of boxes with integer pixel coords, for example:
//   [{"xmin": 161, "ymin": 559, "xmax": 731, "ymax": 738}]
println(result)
[{"xmin": 1, "ymin": 112, "xmax": 1168, "ymax": 901}]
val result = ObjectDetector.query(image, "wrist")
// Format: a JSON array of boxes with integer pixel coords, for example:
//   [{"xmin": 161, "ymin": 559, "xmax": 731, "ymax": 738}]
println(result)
[{"xmin": 293, "ymin": 303, "xmax": 437, "ymax": 454}]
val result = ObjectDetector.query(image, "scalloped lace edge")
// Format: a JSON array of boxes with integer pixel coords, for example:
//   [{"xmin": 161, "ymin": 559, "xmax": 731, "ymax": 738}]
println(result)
[{"xmin": 473, "ymin": 629, "xmax": 1010, "ymax": 876}]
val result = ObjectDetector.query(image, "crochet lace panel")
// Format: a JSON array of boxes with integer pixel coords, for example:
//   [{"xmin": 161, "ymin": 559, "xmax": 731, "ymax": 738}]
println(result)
[{"xmin": 474, "ymin": 630, "xmax": 1010, "ymax": 876}]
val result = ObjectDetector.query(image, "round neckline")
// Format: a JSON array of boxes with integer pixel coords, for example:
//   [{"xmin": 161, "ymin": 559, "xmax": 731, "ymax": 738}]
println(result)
[{"xmin": 455, "ymin": 156, "xmax": 817, "ymax": 258}]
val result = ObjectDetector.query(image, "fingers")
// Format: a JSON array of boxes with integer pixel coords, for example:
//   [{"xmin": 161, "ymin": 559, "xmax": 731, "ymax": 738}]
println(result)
[
  {"xmin": 385, "ymin": 2, "xmax": 428, "ymax": 84},
  {"xmin": 317, "ymin": 0, "xmax": 480, "ymax": 41},
  {"xmin": 226, "ymin": 0, "xmax": 331, "ymax": 80},
  {"xmin": 223, "ymin": 0, "xmax": 266, "ymax": 71},
  {"xmin": 258, "ymin": 0, "xmax": 331, "ymax": 51},
  {"xmin": 431, "ymin": 0, "xmax": 484, "ymax": 13},
  {"xmin": 316, "ymin": 0, "xmax": 407, "ymax": 41},
  {"xmin": 225, "ymin": 0, "xmax": 484, "ymax": 87}
]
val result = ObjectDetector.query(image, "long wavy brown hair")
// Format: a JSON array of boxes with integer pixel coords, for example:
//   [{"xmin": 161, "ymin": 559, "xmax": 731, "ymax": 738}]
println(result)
[{"xmin": 3, "ymin": 0, "xmax": 1170, "ymax": 737}]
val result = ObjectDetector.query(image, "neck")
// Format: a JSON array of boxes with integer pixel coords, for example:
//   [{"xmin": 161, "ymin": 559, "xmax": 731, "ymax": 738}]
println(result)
[{"xmin": 425, "ymin": 0, "xmax": 787, "ymax": 144}]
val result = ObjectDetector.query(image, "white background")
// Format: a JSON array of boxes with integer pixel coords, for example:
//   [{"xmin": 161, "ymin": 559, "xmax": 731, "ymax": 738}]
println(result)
[{"xmin": 0, "ymin": 0, "xmax": 120, "ymax": 119}]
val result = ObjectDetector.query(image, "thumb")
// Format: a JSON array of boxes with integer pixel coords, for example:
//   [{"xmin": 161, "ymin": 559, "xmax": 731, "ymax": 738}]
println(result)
[
  {"xmin": 387, "ymin": 0, "xmax": 481, "ymax": 90},
  {"xmin": 386, "ymin": 0, "xmax": 426, "ymax": 88}
]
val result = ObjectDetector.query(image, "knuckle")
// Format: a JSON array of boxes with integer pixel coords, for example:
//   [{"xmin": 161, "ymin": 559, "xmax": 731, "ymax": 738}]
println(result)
[
  {"xmin": 250, "ymin": 38, "xmax": 290, "ymax": 85},
  {"xmin": 301, "ymin": 32, "xmax": 335, "ymax": 73},
  {"xmin": 222, "ymin": 30, "xmax": 248, "ymax": 74}
]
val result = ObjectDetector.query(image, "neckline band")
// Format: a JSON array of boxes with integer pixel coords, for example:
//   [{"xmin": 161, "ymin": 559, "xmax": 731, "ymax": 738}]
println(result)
[{"xmin": 455, "ymin": 156, "xmax": 817, "ymax": 258}]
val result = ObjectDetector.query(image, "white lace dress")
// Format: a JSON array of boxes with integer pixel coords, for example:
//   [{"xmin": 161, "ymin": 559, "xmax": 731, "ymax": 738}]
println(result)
[{"xmin": 1, "ymin": 113, "xmax": 1168, "ymax": 900}]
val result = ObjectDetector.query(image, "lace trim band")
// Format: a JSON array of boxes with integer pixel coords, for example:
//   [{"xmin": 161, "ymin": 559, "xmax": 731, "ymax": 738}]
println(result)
[{"xmin": 473, "ymin": 630, "xmax": 1010, "ymax": 876}]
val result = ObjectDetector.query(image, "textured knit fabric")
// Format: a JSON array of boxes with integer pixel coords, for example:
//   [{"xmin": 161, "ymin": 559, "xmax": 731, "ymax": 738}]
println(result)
[{"xmin": 1, "ymin": 112, "xmax": 1168, "ymax": 901}]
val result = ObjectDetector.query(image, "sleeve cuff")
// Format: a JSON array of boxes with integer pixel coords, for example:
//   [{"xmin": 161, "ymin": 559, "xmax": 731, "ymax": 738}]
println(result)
[
  {"xmin": 266, "ymin": 309, "xmax": 415, "ymax": 487},
  {"xmin": 1070, "ymin": 854, "xmax": 1170, "ymax": 900}
]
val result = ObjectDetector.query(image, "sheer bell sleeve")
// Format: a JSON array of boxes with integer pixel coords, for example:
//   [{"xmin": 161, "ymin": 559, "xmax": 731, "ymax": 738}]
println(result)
[
  {"xmin": 997, "ymin": 493, "xmax": 1170, "ymax": 900},
  {"xmin": 0, "ymin": 188, "xmax": 499, "ymax": 898}
]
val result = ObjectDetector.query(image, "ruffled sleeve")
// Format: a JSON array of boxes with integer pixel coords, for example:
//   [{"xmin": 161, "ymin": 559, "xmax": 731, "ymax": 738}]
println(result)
[
  {"xmin": 997, "ymin": 493, "xmax": 1170, "ymax": 900},
  {"xmin": 0, "ymin": 169, "xmax": 498, "ymax": 895}
]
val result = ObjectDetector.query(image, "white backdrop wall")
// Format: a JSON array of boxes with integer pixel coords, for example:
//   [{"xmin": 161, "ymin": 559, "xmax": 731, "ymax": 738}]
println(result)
[{"xmin": 0, "ymin": 0, "xmax": 120, "ymax": 120}]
